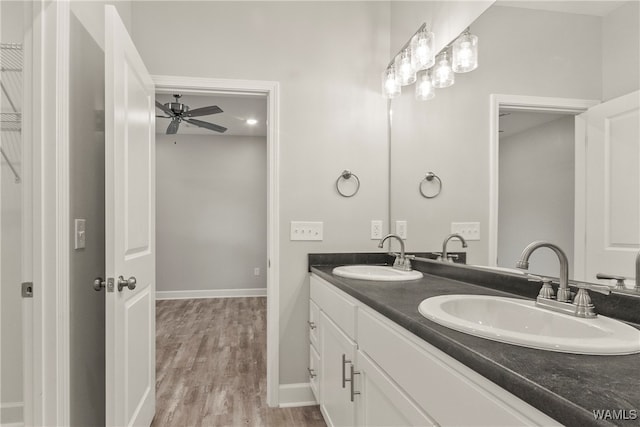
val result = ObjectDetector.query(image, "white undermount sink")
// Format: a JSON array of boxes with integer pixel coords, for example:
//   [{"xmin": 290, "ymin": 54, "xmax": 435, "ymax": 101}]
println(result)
[
  {"xmin": 418, "ymin": 294, "xmax": 640, "ymax": 355},
  {"xmin": 332, "ymin": 265, "xmax": 423, "ymax": 281}
]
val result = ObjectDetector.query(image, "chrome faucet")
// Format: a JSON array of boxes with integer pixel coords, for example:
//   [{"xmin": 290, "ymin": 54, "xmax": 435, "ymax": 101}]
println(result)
[
  {"xmin": 516, "ymin": 241, "xmax": 571, "ymax": 302},
  {"xmin": 517, "ymin": 241, "xmax": 611, "ymax": 318},
  {"xmin": 378, "ymin": 234, "xmax": 411, "ymax": 271},
  {"xmin": 441, "ymin": 233, "xmax": 468, "ymax": 262}
]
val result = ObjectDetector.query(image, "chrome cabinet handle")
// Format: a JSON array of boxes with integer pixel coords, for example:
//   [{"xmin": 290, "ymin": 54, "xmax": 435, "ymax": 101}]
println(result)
[
  {"xmin": 341, "ymin": 354, "xmax": 351, "ymax": 388},
  {"xmin": 308, "ymin": 367, "xmax": 316, "ymax": 379},
  {"xmin": 308, "ymin": 321, "xmax": 317, "ymax": 330},
  {"xmin": 350, "ymin": 365, "xmax": 361, "ymax": 402},
  {"xmin": 93, "ymin": 277, "xmax": 106, "ymax": 291},
  {"xmin": 117, "ymin": 275, "xmax": 137, "ymax": 292}
]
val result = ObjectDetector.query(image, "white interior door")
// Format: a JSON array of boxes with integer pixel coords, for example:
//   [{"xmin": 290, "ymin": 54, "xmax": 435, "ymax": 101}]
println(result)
[
  {"xmin": 578, "ymin": 91, "xmax": 639, "ymax": 284},
  {"xmin": 105, "ymin": 5, "xmax": 156, "ymax": 427}
]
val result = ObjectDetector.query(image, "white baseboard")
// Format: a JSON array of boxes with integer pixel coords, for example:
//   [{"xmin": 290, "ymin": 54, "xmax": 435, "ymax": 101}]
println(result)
[
  {"xmin": 278, "ymin": 383, "xmax": 317, "ymax": 408},
  {"xmin": 156, "ymin": 288, "xmax": 267, "ymax": 300}
]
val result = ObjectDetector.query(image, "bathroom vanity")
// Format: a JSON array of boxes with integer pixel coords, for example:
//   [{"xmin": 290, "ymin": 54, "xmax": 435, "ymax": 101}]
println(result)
[{"xmin": 308, "ymin": 254, "xmax": 640, "ymax": 427}]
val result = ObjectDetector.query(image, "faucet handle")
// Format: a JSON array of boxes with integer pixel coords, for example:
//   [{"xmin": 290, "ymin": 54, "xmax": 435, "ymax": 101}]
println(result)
[
  {"xmin": 577, "ymin": 283, "xmax": 611, "ymax": 295},
  {"xmin": 528, "ymin": 275, "xmax": 555, "ymax": 299},
  {"xmin": 573, "ymin": 288, "xmax": 597, "ymax": 318},
  {"xmin": 526, "ymin": 273, "xmax": 545, "ymax": 283},
  {"xmin": 596, "ymin": 273, "xmax": 627, "ymax": 290}
]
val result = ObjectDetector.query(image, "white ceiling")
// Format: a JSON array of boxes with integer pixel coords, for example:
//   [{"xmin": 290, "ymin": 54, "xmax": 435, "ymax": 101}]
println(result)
[
  {"xmin": 496, "ymin": 0, "xmax": 626, "ymax": 17},
  {"xmin": 499, "ymin": 110, "xmax": 572, "ymax": 139},
  {"xmin": 155, "ymin": 92, "xmax": 267, "ymax": 137}
]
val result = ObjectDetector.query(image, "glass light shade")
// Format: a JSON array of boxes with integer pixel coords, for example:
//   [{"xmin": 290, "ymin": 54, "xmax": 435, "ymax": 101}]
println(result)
[
  {"xmin": 432, "ymin": 50, "xmax": 455, "ymax": 88},
  {"xmin": 394, "ymin": 49, "xmax": 416, "ymax": 86},
  {"xmin": 410, "ymin": 29, "xmax": 435, "ymax": 71},
  {"xmin": 415, "ymin": 70, "xmax": 435, "ymax": 101},
  {"xmin": 381, "ymin": 66, "xmax": 401, "ymax": 99},
  {"xmin": 452, "ymin": 31, "xmax": 478, "ymax": 73}
]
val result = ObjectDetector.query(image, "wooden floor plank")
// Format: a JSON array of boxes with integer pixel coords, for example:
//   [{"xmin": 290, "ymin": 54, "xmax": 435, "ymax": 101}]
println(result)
[{"xmin": 152, "ymin": 297, "xmax": 326, "ymax": 427}]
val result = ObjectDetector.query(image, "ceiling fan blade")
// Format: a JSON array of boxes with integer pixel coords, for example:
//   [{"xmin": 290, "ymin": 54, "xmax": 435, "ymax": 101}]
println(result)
[
  {"xmin": 184, "ymin": 105, "xmax": 223, "ymax": 117},
  {"xmin": 156, "ymin": 115, "xmax": 171, "ymax": 118},
  {"xmin": 166, "ymin": 120, "xmax": 180, "ymax": 135},
  {"xmin": 156, "ymin": 100, "xmax": 174, "ymax": 116},
  {"xmin": 185, "ymin": 118, "xmax": 227, "ymax": 133}
]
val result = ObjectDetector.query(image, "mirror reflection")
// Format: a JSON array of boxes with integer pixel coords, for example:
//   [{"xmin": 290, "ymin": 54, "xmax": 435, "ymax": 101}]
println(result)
[{"xmin": 389, "ymin": 1, "xmax": 639, "ymax": 286}]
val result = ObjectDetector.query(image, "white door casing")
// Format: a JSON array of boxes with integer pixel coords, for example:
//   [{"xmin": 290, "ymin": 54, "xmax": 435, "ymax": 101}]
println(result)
[
  {"xmin": 575, "ymin": 91, "xmax": 640, "ymax": 284},
  {"xmin": 105, "ymin": 5, "xmax": 156, "ymax": 427}
]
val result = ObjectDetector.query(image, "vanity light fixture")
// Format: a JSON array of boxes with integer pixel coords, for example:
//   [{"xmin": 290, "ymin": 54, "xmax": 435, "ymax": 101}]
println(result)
[
  {"xmin": 415, "ymin": 70, "xmax": 435, "ymax": 101},
  {"xmin": 432, "ymin": 49, "xmax": 455, "ymax": 88},
  {"xmin": 383, "ymin": 23, "xmax": 478, "ymax": 98},
  {"xmin": 452, "ymin": 28, "xmax": 478, "ymax": 73},
  {"xmin": 246, "ymin": 118, "xmax": 258, "ymax": 125},
  {"xmin": 382, "ymin": 65, "xmax": 401, "ymax": 99},
  {"xmin": 410, "ymin": 27, "xmax": 435, "ymax": 71},
  {"xmin": 395, "ymin": 48, "xmax": 417, "ymax": 86}
]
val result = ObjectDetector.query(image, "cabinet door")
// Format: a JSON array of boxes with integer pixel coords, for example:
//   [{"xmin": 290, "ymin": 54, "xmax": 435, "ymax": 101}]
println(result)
[
  {"xmin": 320, "ymin": 312, "xmax": 357, "ymax": 427},
  {"xmin": 356, "ymin": 350, "xmax": 437, "ymax": 427}
]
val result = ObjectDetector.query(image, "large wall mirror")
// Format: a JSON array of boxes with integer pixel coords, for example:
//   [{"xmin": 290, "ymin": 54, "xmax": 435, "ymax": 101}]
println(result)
[{"xmin": 388, "ymin": 1, "xmax": 639, "ymax": 286}]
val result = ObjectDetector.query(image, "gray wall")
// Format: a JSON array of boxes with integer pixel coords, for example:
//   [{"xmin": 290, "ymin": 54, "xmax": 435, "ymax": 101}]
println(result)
[
  {"xmin": 602, "ymin": 1, "xmax": 640, "ymax": 101},
  {"xmin": 68, "ymin": 11, "xmax": 106, "ymax": 427},
  {"xmin": 389, "ymin": 5, "xmax": 602, "ymax": 265},
  {"xmin": 132, "ymin": 1, "xmax": 390, "ymax": 385},
  {"xmin": 498, "ymin": 116, "xmax": 575, "ymax": 276},
  {"xmin": 156, "ymin": 134, "xmax": 267, "ymax": 294},
  {"xmin": 1, "ymin": 1, "xmax": 24, "ymax": 424}
]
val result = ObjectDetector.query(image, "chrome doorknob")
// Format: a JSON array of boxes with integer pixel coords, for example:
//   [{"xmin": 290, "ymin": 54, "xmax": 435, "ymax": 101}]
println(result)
[
  {"xmin": 117, "ymin": 275, "xmax": 137, "ymax": 291},
  {"xmin": 93, "ymin": 277, "xmax": 106, "ymax": 291}
]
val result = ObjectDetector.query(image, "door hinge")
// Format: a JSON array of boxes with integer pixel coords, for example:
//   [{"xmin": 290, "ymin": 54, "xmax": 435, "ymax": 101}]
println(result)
[{"xmin": 22, "ymin": 282, "xmax": 34, "ymax": 298}]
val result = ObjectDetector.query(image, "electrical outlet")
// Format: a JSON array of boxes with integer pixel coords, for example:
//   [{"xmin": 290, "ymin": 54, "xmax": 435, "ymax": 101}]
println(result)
[
  {"xmin": 451, "ymin": 222, "xmax": 480, "ymax": 241},
  {"xmin": 395, "ymin": 220, "xmax": 407, "ymax": 239},
  {"xmin": 74, "ymin": 219, "xmax": 86, "ymax": 249},
  {"xmin": 371, "ymin": 220, "xmax": 383, "ymax": 239},
  {"xmin": 254, "ymin": 268, "xmax": 260, "ymax": 276},
  {"xmin": 290, "ymin": 221, "xmax": 323, "ymax": 241}
]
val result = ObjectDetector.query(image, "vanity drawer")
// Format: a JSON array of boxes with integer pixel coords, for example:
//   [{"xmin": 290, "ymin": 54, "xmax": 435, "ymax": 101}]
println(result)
[
  {"xmin": 357, "ymin": 308, "xmax": 560, "ymax": 427},
  {"xmin": 309, "ymin": 344, "xmax": 320, "ymax": 402},
  {"xmin": 310, "ymin": 275, "xmax": 357, "ymax": 339},
  {"xmin": 309, "ymin": 299, "xmax": 320, "ymax": 350}
]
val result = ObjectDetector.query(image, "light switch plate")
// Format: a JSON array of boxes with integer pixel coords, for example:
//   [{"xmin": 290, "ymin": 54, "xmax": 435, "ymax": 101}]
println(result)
[
  {"xmin": 290, "ymin": 221, "xmax": 323, "ymax": 241},
  {"xmin": 74, "ymin": 219, "xmax": 86, "ymax": 249},
  {"xmin": 451, "ymin": 222, "xmax": 480, "ymax": 241},
  {"xmin": 395, "ymin": 220, "xmax": 407, "ymax": 239},
  {"xmin": 371, "ymin": 220, "xmax": 383, "ymax": 239}
]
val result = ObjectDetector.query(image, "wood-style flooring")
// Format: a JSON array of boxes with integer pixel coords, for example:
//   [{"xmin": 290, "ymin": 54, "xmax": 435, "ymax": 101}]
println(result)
[{"xmin": 153, "ymin": 297, "xmax": 326, "ymax": 427}]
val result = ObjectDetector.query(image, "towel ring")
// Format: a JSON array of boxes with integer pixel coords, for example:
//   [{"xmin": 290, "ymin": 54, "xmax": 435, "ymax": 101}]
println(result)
[
  {"xmin": 336, "ymin": 170, "xmax": 360, "ymax": 198},
  {"xmin": 419, "ymin": 172, "xmax": 442, "ymax": 199}
]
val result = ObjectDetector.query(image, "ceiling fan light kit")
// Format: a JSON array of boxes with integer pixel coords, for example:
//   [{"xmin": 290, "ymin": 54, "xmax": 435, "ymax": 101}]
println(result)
[{"xmin": 155, "ymin": 94, "xmax": 228, "ymax": 134}]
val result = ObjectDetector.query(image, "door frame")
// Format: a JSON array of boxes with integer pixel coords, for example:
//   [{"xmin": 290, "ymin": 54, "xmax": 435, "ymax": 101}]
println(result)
[
  {"xmin": 153, "ymin": 75, "xmax": 280, "ymax": 407},
  {"xmin": 488, "ymin": 94, "xmax": 599, "ymax": 268},
  {"xmin": 26, "ymin": 0, "xmax": 72, "ymax": 425}
]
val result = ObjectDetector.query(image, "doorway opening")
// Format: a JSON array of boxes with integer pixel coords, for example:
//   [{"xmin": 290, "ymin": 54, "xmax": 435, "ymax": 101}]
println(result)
[
  {"xmin": 488, "ymin": 94, "xmax": 599, "ymax": 274},
  {"xmin": 1, "ymin": 2, "xmax": 28, "ymax": 425},
  {"xmin": 497, "ymin": 110, "xmax": 576, "ymax": 277},
  {"xmin": 152, "ymin": 76, "xmax": 280, "ymax": 408}
]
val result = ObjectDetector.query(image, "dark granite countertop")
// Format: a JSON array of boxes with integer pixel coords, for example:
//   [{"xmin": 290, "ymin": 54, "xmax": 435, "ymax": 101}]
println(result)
[{"xmin": 310, "ymin": 259, "xmax": 640, "ymax": 427}]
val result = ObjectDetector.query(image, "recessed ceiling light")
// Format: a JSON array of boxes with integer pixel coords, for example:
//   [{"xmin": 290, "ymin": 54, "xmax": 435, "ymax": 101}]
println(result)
[{"xmin": 246, "ymin": 118, "xmax": 258, "ymax": 125}]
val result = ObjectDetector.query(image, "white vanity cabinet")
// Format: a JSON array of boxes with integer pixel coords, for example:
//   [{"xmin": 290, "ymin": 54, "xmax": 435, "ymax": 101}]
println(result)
[
  {"xmin": 319, "ymin": 312, "xmax": 357, "ymax": 427},
  {"xmin": 355, "ymin": 349, "xmax": 435, "ymax": 426},
  {"xmin": 309, "ymin": 273, "xmax": 561, "ymax": 427}
]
